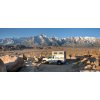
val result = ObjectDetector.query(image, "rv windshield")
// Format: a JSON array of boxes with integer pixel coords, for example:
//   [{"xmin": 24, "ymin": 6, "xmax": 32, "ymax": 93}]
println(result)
[
  {"xmin": 48, "ymin": 56, "xmax": 52, "ymax": 59},
  {"xmin": 48, "ymin": 56, "xmax": 54, "ymax": 59}
]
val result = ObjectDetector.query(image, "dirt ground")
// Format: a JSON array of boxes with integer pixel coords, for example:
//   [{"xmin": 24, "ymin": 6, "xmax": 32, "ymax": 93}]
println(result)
[
  {"xmin": 17, "ymin": 63, "xmax": 77, "ymax": 72},
  {"xmin": 34, "ymin": 63, "xmax": 75, "ymax": 72}
]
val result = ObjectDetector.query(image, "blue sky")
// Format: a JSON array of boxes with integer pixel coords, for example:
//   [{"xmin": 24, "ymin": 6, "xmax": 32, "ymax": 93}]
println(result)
[{"xmin": 0, "ymin": 28, "xmax": 100, "ymax": 39}]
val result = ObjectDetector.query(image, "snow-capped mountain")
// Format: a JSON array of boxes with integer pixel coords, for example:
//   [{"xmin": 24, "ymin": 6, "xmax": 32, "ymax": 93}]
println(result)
[
  {"xmin": 0, "ymin": 34, "xmax": 99, "ymax": 47},
  {"xmin": 2, "ymin": 38, "xmax": 15, "ymax": 45}
]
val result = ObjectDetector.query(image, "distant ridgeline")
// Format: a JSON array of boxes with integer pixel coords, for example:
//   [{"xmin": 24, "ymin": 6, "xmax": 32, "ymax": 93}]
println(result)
[{"xmin": 0, "ymin": 34, "xmax": 100, "ymax": 48}]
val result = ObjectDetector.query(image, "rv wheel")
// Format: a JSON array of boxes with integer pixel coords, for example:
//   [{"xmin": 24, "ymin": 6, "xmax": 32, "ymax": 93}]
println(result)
[{"xmin": 57, "ymin": 61, "xmax": 62, "ymax": 65}]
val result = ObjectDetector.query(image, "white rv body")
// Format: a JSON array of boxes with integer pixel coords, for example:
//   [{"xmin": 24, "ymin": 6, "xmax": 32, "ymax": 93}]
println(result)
[{"xmin": 43, "ymin": 51, "xmax": 66, "ymax": 64}]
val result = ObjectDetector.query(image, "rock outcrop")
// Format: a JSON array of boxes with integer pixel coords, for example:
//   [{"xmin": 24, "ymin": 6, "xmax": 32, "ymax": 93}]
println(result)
[
  {"xmin": 6, "ymin": 57, "xmax": 25, "ymax": 72},
  {"xmin": 0, "ymin": 55, "xmax": 25, "ymax": 72},
  {"xmin": 0, "ymin": 59, "xmax": 7, "ymax": 72}
]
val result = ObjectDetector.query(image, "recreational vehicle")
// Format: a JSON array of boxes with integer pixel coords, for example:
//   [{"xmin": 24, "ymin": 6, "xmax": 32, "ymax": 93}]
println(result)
[{"xmin": 42, "ymin": 51, "xmax": 66, "ymax": 65}]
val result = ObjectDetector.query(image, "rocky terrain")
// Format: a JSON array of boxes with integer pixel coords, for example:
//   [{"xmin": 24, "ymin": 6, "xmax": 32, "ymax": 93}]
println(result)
[
  {"xmin": 0, "ymin": 53, "xmax": 100, "ymax": 72},
  {"xmin": 0, "ymin": 54, "xmax": 42, "ymax": 72}
]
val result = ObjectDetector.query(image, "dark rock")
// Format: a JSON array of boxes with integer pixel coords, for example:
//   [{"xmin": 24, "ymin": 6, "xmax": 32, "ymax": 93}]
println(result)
[
  {"xmin": 6, "ymin": 57, "xmax": 25, "ymax": 72},
  {"xmin": 0, "ymin": 59, "xmax": 7, "ymax": 72}
]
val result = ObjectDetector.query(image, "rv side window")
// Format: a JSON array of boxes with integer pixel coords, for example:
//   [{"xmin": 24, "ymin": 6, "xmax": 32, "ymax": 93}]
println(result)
[
  {"xmin": 59, "ymin": 52, "xmax": 63, "ymax": 54},
  {"xmin": 48, "ymin": 56, "xmax": 52, "ymax": 59},
  {"xmin": 54, "ymin": 52, "xmax": 57, "ymax": 54}
]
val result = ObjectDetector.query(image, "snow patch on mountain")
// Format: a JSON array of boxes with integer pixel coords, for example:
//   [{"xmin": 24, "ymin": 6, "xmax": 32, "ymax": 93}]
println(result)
[{"xmin": 0, "ymin": 34, "xmax": 99, "ymax": 47}]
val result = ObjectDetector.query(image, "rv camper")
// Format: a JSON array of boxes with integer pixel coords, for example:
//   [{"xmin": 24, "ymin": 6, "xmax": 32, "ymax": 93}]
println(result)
[{"xmin": 43, "ymin": 51, "xmax": 66, "ymax": 65}]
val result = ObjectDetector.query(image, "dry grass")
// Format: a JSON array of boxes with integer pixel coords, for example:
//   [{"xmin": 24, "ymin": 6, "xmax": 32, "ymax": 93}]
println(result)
[{"xmin": 1, "ymin": 47, "xmax": 100, "ymax": 58}]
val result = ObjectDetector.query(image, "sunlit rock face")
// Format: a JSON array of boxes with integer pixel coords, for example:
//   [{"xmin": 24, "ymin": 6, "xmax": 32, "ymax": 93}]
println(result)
[
  {"xmin": 0, "ymin": 55, "xmax": 17, "ymax": 64},
  {"xmin": 0, "ymin": 55, "xmax": 25, "ymax": 72}
]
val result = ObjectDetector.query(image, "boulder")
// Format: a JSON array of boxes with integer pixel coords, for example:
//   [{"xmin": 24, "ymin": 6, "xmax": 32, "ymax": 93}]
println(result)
[
  {"xmin": 94, "ymin": 67, "xmax": 100, "ymax": 71},
  {"xmin": 0, "ymin": 59, "xmax": 7, "ymax": 72},
  {"xmin": 6, "ymin": 57, "xmax": 25, "ymax": 72},
  {"xmin": 84, "ymin": 65, "xmax": 93, "ymax": 70},
  {"xmin": 0, "ymin": 55, "xmax": 25, "ymax": 72}
]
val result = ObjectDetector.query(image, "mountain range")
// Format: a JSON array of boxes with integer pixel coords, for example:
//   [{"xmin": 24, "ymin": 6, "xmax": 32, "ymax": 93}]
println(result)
[{"xmin": 0, "ymin": 34, "xmax": 100, "ymax": 47}]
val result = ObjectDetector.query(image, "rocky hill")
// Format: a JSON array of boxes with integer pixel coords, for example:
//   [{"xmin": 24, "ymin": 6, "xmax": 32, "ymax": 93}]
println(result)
[{"xmin": 0, "ymin": 34, "xmax": 100, "ymax": 47}]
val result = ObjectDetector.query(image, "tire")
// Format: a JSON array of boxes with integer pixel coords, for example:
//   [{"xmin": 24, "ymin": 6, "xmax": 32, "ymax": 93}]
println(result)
[{"xmin": 57, "ymin": 61, "xmax": 62, "ymax": 65}]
